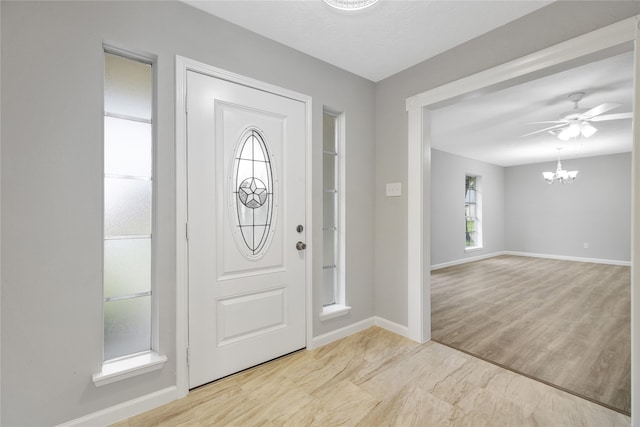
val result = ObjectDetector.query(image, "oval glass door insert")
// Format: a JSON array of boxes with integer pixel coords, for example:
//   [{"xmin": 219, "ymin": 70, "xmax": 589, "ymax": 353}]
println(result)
[{"xmin": 230, "ymin": 127, "xmax": 277, "ymax": 258}]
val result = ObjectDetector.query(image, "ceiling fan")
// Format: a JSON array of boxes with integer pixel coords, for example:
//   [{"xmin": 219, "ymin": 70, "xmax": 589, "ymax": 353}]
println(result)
[{"xmin": 521, "ymin": 92, "xmax": 632, "ymax": 141}]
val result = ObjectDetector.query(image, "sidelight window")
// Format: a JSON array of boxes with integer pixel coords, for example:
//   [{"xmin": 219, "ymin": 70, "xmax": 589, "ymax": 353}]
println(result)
[
  {"xmin": 103, "ymin": 51, "xmax": 153, "ymax": 361},
  {"xmin": 320, "ymin": 110, "xmax": 350, "ymax": 320},
  {"xmin": 93, "ymin": 47, "xmax": 166, "ymax": 387}
]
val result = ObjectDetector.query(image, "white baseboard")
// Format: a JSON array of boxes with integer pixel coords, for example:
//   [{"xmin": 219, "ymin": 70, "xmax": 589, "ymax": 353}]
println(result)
[
  {"xmin": 374, "ymin": 316, "xmax": 410, "ymax": 338},
  {"xmin": 56, "ymin": 386, "xmax": 178, "ymax": 427},
  {"xmin": 431, "ymin": 250, "xmax": 630, "ymax": 269},
  {"xmin": 309, "ymin": 317, "xmax": 375, "ymax": 349},
  {"xmin": 431, "ymin": 251, "xmax": 505, "ymax": 270},
  {"xmin": 310, "ymin": 316, "xmax": 411, "ymax": 350},
  {"xmin": 504, "ymin": 251, "xmax": 631, "ymax": 267}
]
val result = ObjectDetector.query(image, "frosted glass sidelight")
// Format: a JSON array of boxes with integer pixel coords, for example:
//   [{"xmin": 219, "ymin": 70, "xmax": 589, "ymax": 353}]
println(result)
[
  {"xmin": 323, "ymin": 114, "xmax": 336, "ymax": 152},
  {"xmin": 322, "ymin": 267, "xmax": 337, "ymax": 306},
  {"xmin": 105, "ymin": 177, "xmax": 152, "ymax": 237},
  {"xmin": 323, "ymin": 192, "xmax": 336, "ymax": 229},
  {"xmin": 322, "ymin": 112, "xmax": 340, "ymax": 308},
  {"xmin": 323, "ymin": 229, "xmax": 335, "ymax": 263},
  {"xmin": 104, "ymin": 238, "xmax": 151, "ymax": 299},
  {"xmin": 323, "ymin": 152, "xmax": 336, "ymax": 191},
  {"xmin": 104, "ymin": 53, "xmax": 152, "ymax": 120},
  {"xmin": 104, "ymin": 296, "xmax": 151, "ymax": 361},
  {"xmin": 104, "ymin": 117, "xmax": 152, "ymax": 177},
  {"xmin": 103, "ymin": 50, "xmax": 154, "ymax": 364}
]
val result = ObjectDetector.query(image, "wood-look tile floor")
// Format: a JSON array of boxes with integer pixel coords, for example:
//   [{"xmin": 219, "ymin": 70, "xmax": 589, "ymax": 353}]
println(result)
[
  {"xmin": 114, "ymin": 327, "xmax": 629, "ymax": 426},
  {"xmin": 431, "ymin": 255, "xmax": 630, "ymax": 414}
]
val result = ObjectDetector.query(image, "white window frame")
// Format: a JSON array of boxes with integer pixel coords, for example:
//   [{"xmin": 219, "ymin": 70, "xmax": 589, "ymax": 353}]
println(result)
[
  {"xmin": 93, "ymin": 45, "xmax": 166, "ymax": 387},
  {"xmin": 464, "ymin": 174, "xmax": 482, "ymax": 251},
  {"xmin": 320, "ymin": 109, "xmax": 350, "ymax": 321}
]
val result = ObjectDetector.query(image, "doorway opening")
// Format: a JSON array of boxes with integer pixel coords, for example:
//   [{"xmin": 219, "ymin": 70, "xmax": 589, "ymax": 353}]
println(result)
[{"xmin": 406, "ymin": 16, "xmax": 639, "ymax": 420}]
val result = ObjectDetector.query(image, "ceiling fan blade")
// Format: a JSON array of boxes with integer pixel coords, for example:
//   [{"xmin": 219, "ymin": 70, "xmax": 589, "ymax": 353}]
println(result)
[
  {"xmin": 520, "ymin": 123, "xmax": 567, "ymax": 137},
  {"xmin": 581, "ymin": 102, "xmax": 621, "ymax": 119},
  {"xmin": 589, "ymin": 112, "xmax": 632, "ymax": 122}
]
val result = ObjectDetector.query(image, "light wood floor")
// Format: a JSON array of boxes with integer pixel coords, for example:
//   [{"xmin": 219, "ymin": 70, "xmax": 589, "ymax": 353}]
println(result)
[
  {"xmin": 431, "ymin": 255, "xmax": 630, "ymax": 414},
  {"xmin": 114, "ymin": 327, "xmax": 629, "ymax": 426}
]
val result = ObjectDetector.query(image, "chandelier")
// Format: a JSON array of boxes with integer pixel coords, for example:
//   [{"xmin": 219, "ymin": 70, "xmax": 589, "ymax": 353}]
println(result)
[
  {"xmin": 542, "ymin": 149, "xmax": 578, "ymax": 184},
  {"xmin": 323, "ymin": 0, "xmax": 380, "ymax": 11}
]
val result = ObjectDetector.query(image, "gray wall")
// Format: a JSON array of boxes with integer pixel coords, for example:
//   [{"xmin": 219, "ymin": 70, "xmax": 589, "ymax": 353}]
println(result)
[
  {"xmin": 431, "ymin": 149, "xmax": 505, "ymax": 266},
  {"xmin": 374, "ymin": 1, "xmax": 640, "ymax": 326},
  {"xmin": 431, "ymin": 151, "xmax": 631, "ymax": 265},
  {"xmin": 505, "ymin": 153, "xmax": 632, "ymax": 262},
  {"xmin": 1, "ymin": 1, "xmax": 375, "ymax": 425}
]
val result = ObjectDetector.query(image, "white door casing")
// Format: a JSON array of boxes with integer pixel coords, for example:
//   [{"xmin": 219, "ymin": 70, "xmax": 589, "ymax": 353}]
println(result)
[{"xmin": 186, "ymin": 70, "xmax": 308, "ymax": 388}]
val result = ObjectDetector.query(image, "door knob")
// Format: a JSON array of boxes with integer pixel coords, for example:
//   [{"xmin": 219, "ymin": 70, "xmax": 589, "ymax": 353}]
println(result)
[{"xmin": 296, "ymin": 241, "xmax": 307, "ymax": 251}]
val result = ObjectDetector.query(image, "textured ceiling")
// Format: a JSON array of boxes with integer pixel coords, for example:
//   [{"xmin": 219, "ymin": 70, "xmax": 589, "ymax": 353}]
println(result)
[
  {"xmin": 184, "ymin": 0, "xmax": 553, "ymax": 82},
  {"xmin": 431, "ymin": 50, "xmax": 634, "ymax": 167}
]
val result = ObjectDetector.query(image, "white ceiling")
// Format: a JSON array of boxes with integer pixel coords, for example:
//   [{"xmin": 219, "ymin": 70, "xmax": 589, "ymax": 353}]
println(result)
[
  {"xmin": 431, "ymin": 50, "xmax": 634, "ymax": 167},
  {"xmin": 184, "ymin": 0, "xmax": 633, "ymax": 166},
  {"xmin": 184, "ymin": 0, "xmax": 553, "ymax": 82}
]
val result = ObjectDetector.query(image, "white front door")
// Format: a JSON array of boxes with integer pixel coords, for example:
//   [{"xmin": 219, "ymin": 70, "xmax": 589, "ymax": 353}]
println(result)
[{"xmin": 187, "ymin": 70, "xmax": 307, "ymax": 388}]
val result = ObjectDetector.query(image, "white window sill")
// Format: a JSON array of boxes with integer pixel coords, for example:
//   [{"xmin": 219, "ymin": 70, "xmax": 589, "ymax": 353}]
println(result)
[
  {"xmin": 465, "ymin": 246, "xmax": 483, "ymax": 253},
  {"xmin": 320, "ymin": 304, "xmax": 352, "ymax": 321},
  {"xmin": 93, "ymin": 351, "xmax": 167, "ymax": 387}
]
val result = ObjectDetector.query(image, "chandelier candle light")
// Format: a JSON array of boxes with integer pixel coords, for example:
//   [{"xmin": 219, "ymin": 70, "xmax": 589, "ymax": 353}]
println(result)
[{"xmin": 543, "ymin": 148, "xmax": 578, "ymax": 184}]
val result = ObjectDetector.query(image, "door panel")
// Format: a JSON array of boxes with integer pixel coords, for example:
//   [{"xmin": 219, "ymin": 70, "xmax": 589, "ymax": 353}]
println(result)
[{"xmin": 187, "ymin": 71, "xmax": 306, "ymax": 388}]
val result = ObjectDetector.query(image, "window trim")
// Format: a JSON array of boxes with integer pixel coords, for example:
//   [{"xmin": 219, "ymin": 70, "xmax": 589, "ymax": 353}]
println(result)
[{"xmin": 92, "ymin": 351, "xmax": 167, "ymax": 387}]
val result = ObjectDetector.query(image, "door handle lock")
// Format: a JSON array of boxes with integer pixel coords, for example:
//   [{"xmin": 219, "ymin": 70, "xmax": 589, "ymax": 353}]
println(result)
[{"xmin": 296, "ymin": 241, "xmax": 307, "ymax": 251}]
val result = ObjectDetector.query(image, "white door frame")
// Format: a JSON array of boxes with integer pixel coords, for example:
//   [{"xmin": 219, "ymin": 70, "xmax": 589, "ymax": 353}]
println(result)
[
  {"xmin": 175, "ymin": 56, "xmax": 313, "ymax": 398},
  {"xmin": 406, "ymin": 15, "xmax": 640, "ymax": 418}
]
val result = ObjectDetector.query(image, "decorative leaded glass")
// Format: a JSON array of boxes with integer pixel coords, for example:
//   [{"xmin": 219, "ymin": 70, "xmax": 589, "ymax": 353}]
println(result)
[{"xmin": 231, "ymin": 128, "xmax": 276, "ymax": 258}]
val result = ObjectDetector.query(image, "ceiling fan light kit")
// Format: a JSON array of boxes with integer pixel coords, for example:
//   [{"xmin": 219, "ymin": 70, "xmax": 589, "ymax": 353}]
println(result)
[
  {"xmin": 521, "ymin": 91, "xmax": 631, "ymax": 141},
  {"xmin": 556, "ymin": 120, "xmax": 597, "ymax": 141}
]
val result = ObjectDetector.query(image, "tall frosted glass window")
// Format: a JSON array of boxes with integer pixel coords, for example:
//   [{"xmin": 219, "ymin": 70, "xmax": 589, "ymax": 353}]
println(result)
[
  {"xmin": 103, "ymin": 51, "xmax": 153, "ymax": 361},
  {"xmin": 323, "ymin": 113, "xmax": 339, "ymax": 306},
  {"xmin": 465, "ymin": 175, "xmax": 482, "ymax": 249}
]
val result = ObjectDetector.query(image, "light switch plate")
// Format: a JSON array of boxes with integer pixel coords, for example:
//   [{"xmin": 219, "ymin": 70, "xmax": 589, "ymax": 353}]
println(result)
[{"xmin": 386, "ymin": 182, "xmax": 402, "ymax": 197}]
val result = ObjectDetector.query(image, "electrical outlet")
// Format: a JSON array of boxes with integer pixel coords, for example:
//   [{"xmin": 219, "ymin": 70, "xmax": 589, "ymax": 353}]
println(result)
[
  {"xmin": 386, "ymin": 182, "xmax": 402, "ymax": 197},
  {"xmin": 583, "ymin": 242, "xmax": 589, "ymax": 249}
]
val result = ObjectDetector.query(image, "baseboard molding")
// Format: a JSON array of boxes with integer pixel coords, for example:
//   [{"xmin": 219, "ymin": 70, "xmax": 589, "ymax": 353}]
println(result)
[
  {"xmin": 56, "ymin": 386, "xmax": 178, "ymax": 427},
  {"xmin": 310, "ymin": 317, "xmax": 375, "ymax": 349},
  {"xmin": 374, "ymin": 316, "xmax": 410, "ymax": 338},
  {"xmin": 431, "ymin": 251, "xmax": 506, "ymax": 270},
  {"xmin": 310, "ymin": 316, "xmax": 412, "ymax": 350},
  {"xmin": 431, "ymin": 251, "xmax": 631, "ymax": 269},
  {"xmin": 504, "ymin": 251, "xmax": 631, "ymax": 267}
]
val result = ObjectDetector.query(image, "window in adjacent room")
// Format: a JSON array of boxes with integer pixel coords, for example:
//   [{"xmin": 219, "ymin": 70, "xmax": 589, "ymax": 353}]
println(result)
[
  {"xmin": 465, "ymin": 174, "xmax": 482, "ymax": 250},
  {"xmin": 320, "ymin": 110, "xmax": 350, "ymax": 321}
]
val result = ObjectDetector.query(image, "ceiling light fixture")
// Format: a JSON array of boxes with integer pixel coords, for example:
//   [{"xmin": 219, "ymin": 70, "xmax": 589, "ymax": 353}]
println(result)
[
  {"xmin": 323, "ymin": 0, "xmax": 380, "ymax": 11},
  {"xmin": 542, "ymin": 148, "xmax": 578, "ymax": 184},
  {"xmin": 555, "ymin": 119, "xmax": 598, "ymax": 141}
]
